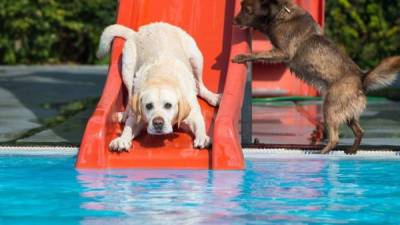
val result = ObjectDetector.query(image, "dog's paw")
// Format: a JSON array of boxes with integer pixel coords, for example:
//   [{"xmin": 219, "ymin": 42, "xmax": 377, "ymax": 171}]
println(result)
[
  {"xmin": 232, "ymin": 54, "xmax": 252, "ymax": 64},
  {"xmin": 193, "ymin": 135, "xmax": 211, "ymax": 149},
  {"xmin": 209, "ymin": 93, "xmax": 222, "ymax": 106},
  {"xmin": 320, "ymin": 146, "xmax": 332, "ymax": 154},
  {"xmin": 344, "ymin": 148, "xmax": 358, "ymax": 155},
  {"xmin": 116, "ymin": 111, "xmax": 126, "ymax": 123},
  {"xmin": 109, "ymin": 137, "xmax": 132, "ymax": 152}
]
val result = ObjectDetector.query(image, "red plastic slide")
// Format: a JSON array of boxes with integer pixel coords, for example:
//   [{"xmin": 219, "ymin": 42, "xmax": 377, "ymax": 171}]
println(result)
[{"xmin": 76, "ymin": 0, "xmax": 248, "ymax": 169}]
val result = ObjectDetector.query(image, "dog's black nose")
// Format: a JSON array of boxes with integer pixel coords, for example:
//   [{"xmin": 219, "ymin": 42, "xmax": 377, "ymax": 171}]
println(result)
[{"xmin": 152, "ymin": 117, "xmax": 164, "ymax": 131}]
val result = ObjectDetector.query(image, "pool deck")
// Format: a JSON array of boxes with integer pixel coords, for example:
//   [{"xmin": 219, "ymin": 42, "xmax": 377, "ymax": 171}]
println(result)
[
  {"xmin": 0, "ymin": 66, "xmax": 399, "ymax": 147},
  {"xmin": 0, "ymin": 66, "xmax": 107, "ymax": 144},
  {"xmin": 251, "ymin": 99, "xmax": 400, "ymax": 146}
]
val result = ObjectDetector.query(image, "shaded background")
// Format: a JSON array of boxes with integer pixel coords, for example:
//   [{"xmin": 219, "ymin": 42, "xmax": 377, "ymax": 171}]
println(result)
[
  {"xmin": 0, "ymin": 0, "xmax": 399, "ymax": 68},
  {"xmin": 325, "ymin": 0, "xmax": 400, "ymax": 69},
  {"xmin": 0, "ymin": 0, "xmax": 117, "ymax": 64},
  {"xmin": 0, "ymin": 0, "xmax": 399, "ymax": 145}
]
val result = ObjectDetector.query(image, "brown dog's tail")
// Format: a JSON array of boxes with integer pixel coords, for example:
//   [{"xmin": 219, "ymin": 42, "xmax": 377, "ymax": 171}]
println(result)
[{"xmin": 363, "ymin": 56, "xmax": 400, "ymax": 91}]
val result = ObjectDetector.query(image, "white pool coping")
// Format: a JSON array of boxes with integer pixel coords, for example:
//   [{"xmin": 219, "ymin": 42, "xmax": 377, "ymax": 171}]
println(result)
[
  {"xmin": 243, "ymin": 148, "xmax": 400, "ymax": 160},
  {"xmin": 0, "ymin": 146, "xmax": 399, "ymax": 160},
  {"xmin": 0, "ymin": 146, "xmax": 79, "ymax": 155}
]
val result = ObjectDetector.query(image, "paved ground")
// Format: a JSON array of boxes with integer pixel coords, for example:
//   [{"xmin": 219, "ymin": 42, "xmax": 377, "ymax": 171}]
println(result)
[
  {"xmin": 0, "ymin": 66, "xmax": 399, "ymax": 147},
  {"xmin": 251, "ymin": 99, "xmax": 400, "ymax": 146},
  {"xmin": 0, "ymin": 66, "xmax": 107, "ymax": 144}
]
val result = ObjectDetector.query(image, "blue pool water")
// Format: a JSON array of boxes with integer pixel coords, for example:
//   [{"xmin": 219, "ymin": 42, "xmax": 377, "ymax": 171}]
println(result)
[{"xmin": 0, "ymin": 156, "xmax": 400, "ymax": 225}]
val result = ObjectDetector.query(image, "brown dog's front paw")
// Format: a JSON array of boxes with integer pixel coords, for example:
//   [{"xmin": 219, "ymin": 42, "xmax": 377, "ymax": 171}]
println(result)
[{"xmin": 232, "ymin": 54, "xmax": 252, "ymax": 64}]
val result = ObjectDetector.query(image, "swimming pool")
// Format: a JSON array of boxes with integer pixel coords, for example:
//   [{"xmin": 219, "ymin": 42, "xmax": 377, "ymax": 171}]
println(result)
[{"xmin": 1, "ymin": 154, "xmax": 399, "ymax": 224}]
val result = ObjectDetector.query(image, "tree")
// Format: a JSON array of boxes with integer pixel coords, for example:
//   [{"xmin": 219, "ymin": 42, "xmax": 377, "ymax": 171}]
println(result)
[
  {"xmin": 325, "ymin": 0, "xmax": 400, "ymax": 69},
  {"xmin": 0, "ymin": 0, "xmax": 117, "ymax": 64}
]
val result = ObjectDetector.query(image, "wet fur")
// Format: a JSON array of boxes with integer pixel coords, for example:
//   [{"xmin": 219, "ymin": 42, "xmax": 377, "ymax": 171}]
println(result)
[
  {"xmin": 233, "ymin": 0, "xmax": 400, "ymax": 154},
  {"xmin": 97, "ymin": 23, "xmax": 221, "ymax": 151}
]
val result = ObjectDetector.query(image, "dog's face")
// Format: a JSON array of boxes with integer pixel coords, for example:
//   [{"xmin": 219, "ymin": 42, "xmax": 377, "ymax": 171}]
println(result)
[
  {"xmin": 131, "ymin": 87, "xmax": 191, "ymax": 135},
  {"xmin": 234, "ymin": 0, "xmax": 289, "ymax": 29}
]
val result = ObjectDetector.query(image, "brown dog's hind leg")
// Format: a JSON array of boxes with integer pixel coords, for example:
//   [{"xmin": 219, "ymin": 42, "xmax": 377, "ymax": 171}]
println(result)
[
  {"xmin": 321, "ymin": 82, "xmax": 366, "ymax": 154},
  {"xmin": 345, "ymin": 118, "xmax": 364, "ymax": 155},
  {"xmin": 320, "ymin": 121, "xmax": 339, "ymax": 154},
  {"xmin": 321, "ymin": 96, "xmax": 340, "ymax": 154}
]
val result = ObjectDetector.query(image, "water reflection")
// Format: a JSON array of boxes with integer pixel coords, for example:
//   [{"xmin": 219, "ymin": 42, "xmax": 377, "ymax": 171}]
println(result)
[
  {"xmin": 77, "ymin": 169, "xmax": 245, "ymax": 224},
  {"xmin": 76, "ymin": 159, "xmax": 330, "ymax": 224},
  {"xmin": 2, "ymin": 156, "xmax": 399, "ymax": 224},
  {"xmin": 78, "ymin": 158, "xmax": 400, "ymax": 224}
]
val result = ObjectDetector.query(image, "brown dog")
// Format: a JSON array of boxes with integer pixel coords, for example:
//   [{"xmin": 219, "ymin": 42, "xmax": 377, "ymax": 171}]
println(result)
[{"xmin": 232, "ymin": 0, "xmax": 400, "ymax": 154}]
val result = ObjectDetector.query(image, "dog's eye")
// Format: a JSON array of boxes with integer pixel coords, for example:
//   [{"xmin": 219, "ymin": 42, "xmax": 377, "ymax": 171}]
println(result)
[
  {"xmin": 164, "ymin": 103, "xmax": 172, "ymax": 109},
  {"xmin": 145, "ymin": 103, "xmax": 153, "ymax": 110}
]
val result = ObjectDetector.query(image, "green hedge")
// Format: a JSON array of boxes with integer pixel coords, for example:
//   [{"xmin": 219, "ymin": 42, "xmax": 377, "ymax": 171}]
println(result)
[
  {"xmin": 0, "ymin": 0, "xmax": 116, "ymax": 64},
  {"xmin": 325, "ymin": 0, "xmax": 400, "ymax": 69},
  {"xmin": 0, "ymin": 0, "xmax": 399, "ymax": 66}
]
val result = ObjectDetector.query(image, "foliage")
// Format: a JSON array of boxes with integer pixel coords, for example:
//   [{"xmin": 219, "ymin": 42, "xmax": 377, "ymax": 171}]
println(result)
[
  {"xmin": 325, "ymin": 0, "xmax": 400, "ymax": 69},
  {"xmin": 0, "ymin": 0, "xmax": 116, "ymax": 64},
  {"xmin": 0, "ymin": 0, "xmax": 399, "ymax": 66}
]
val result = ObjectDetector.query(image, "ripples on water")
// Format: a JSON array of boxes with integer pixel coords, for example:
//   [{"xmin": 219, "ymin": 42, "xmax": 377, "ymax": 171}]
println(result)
[{"xmin": 0, "ymin": 156, "xmax": 399, "ymax": 224}]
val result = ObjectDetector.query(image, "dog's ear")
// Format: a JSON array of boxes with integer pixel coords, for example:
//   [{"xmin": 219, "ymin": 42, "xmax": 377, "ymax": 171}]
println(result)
[
  {"xmin": 130, "ymin": 93, "xmax": 142, "ymax": 122},
  {"xmin": 176, "ymin": 96, "xmax": 191, "ymax": 127},
  {"xmin": 260, "ymin": 0, "xmax": 273, "ymax": 4},
  {"xmin": 262, "ymin": 0, "xmax": 291, "ymax": 5},
  {"xmin": 260, "ymin": 0, "xmax": 278, "ymax": 9},
  {"xmin": 274, "ymin": 0, "xmax": 292, "ymax": 5}
]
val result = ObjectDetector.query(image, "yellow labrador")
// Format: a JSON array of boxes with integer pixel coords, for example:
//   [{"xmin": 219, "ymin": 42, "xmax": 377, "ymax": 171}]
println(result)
[{"xmin": 97, "ymin": 23, "xmax": 221, "ymax": 151}]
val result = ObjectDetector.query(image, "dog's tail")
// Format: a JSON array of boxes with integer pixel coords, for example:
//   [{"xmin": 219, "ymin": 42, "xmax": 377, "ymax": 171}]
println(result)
[
  {"xmin": 363, "ymin": 56, "xmax": 400, "ymax": 91},
  {"xmin": 97, "ymin": 24, "xmax": 136, "ymax": 58},
  {"xmin": 97, "ymin": 24, "xmax": 137, "ymax": 96}
]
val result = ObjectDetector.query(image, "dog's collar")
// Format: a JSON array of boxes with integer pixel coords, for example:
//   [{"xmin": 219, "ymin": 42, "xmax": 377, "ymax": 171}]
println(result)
[
  {"xmin": 279, "ymin": 4, "xmax": 293, "ymax": 16},
  {"xmin": 272, "ymin": 4, "xmax": 293, "ymax": 23},
  {"xmin": 283, "ymin": 6, "xmax": 292, "ymax": 14},
  {"xmin": 260, "ymin": 4, "xmax": 293, "ymax": 31},
  {"xmin": 269, "ymin": 4, "xmax": 292, "ymax": 23}
]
